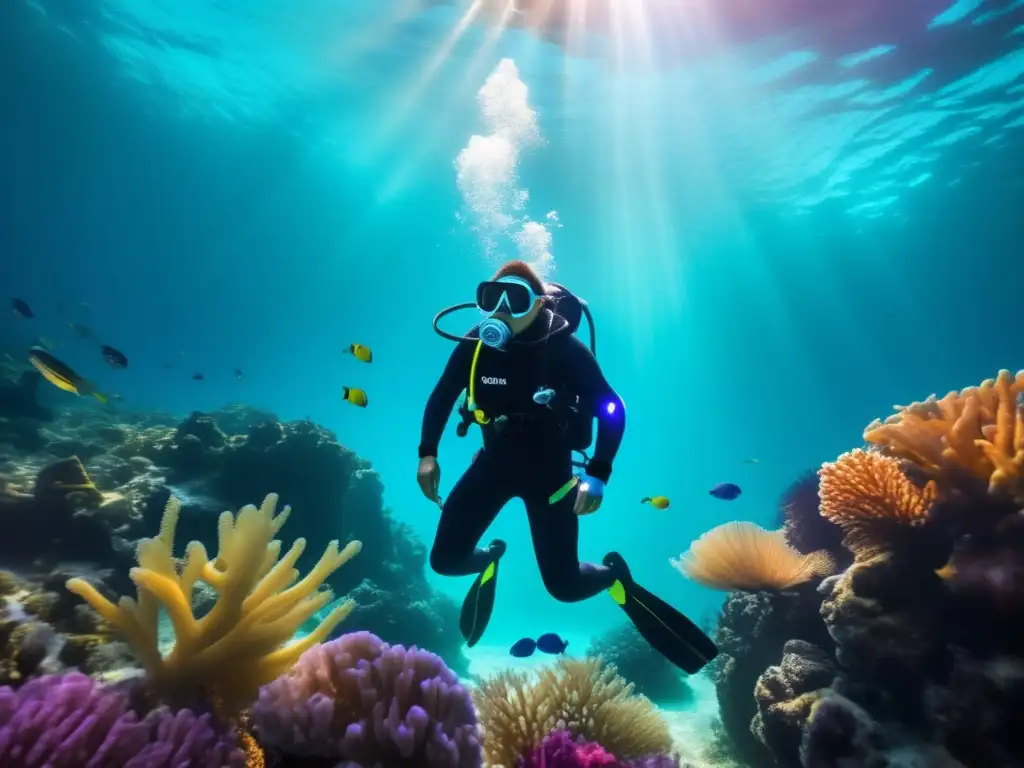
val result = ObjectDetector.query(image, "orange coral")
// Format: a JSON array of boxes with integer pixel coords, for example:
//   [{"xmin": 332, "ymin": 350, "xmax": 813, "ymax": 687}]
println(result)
[
  {"xmin": 670, "ymin": 522, "xmax": 834, "ymax": 591},
  {"xmin": 863, "ymin": 369, "xmax": 1024, "ymax": 502},
  {"xmin": 240, "ymin": 732, "xmax": 264, "ymax": 768},
  {"xmin": 818, "ymin": 449, "xmax": 937, "ymax": 556}
]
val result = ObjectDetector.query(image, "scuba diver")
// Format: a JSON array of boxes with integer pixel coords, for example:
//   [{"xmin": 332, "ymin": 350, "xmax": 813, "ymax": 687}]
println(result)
[{"xmin": 417, "ymin": 260, "xmax": 718, "ymax": 674}]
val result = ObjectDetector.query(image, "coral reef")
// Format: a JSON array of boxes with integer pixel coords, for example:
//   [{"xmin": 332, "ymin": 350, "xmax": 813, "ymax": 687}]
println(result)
[
  {"xmin": 671, "ymin": 522, "xmax": 834, "ymax": 591},
  {"xmin": 0, "ymin": 369, "xmax": 468, "ymax": 672},
  {"xmin": 0, "ymin": 671, "xmax": 246, "ymax": 767},
  {"xmin": 695, "ymin": 369, "xmax": 1024, "ymax": 768},
  {"xmin": 67, "ymin": 493, "xmax": 362, "ymax": 712},
  {"xmin": 115, "ymin": 409, "xmax": 401, "ymax": 595},
  {"xmin": 252, "ymin": 630, "xmax": 481, "ymax": 767},
  {"xmin": 473, "ymin": 657, "xmax": 672, "ymax": 768},
  {"xmin": 585, "ymin": 623, "xmax": 693, "ymax": 706}
]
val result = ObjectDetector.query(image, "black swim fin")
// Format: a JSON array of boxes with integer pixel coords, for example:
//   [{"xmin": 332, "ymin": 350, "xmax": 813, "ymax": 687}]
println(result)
[
  {"xmin": 603, "ymin": 552, "xmax": 718, "ymax": 674},
  {"xmin": 459, "ymin": 540, "xmax": 505, "ymax": 647}
]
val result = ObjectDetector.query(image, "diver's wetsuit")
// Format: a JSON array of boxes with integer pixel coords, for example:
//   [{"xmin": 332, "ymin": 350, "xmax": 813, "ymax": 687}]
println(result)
[{"xmin": 419, "ymin": 308, "xmax": 625, "ymax": 603}]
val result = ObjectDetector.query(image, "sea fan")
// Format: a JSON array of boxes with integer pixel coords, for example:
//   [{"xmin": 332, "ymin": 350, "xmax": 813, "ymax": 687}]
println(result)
[{"xmin": 671, "ymin": 522, "xmax": 834, "ymax": 591}]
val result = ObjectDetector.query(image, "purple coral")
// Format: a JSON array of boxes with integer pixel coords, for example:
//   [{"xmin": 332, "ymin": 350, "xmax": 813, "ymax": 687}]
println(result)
[
  {"xmin": 252, "ymin": 630, "xmax": 481, "ymax": 767},
  {"xmin": 0, "ymin": 672, "xmax": 246, "ymax": 768},
  {"xmin": 518, "ymin": 731, "xmax": 679, "ymax": 768},
  {"xmin": 778, "ymin": 471, "xmax": 851, "ymax": 568}
]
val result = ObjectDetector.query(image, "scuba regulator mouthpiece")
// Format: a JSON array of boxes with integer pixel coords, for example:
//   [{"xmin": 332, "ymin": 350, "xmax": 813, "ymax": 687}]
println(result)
[{"xmin": 478, "ymin": 316, "xmax": 512, "ymax": 349}]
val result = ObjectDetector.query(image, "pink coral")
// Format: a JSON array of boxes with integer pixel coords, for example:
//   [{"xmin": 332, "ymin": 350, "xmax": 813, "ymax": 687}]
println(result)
[
  {"xmin": 518, "ymin": 730, "xmax": 678, "ymax": 768},
  {"xmin": 518, "ymin": 730, "xmax": 617, "ymax": 767}
]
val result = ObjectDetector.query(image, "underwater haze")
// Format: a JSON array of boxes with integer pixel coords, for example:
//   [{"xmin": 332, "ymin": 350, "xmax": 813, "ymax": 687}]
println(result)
[{"xmin": 2, "ymin": 0, "xmax": 1024, "ymax": 674}]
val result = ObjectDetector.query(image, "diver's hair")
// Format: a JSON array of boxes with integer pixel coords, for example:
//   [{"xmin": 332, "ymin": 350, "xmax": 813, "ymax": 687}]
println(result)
[{"xmin": 492, "ymin": 260, "xmax": 548, "ymax": 296}]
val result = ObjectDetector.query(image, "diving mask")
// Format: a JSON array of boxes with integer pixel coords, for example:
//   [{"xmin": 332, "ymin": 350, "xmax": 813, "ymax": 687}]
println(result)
[
  {"xmin": 476, "ymin": 276, "xmax": 540, "ymax": 318},
  {"xmin": 475, "ymin": 276, "xmax": 541, "ymax": 349}
]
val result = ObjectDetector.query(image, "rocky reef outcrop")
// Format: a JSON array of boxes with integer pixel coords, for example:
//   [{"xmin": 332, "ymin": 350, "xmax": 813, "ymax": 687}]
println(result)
[
  {"xmin": 710, "ymin": 586, "xmax": 833, "ymax": 768},
  {"xmin": 0, "ymin": 359, "xmax": 468, "ymax": 678}
]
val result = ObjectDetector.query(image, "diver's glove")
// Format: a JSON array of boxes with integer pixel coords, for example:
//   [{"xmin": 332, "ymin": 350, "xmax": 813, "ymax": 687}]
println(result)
[{"xmin": 574, "ymin": 473, "xmax": 605, "ymax": 516}]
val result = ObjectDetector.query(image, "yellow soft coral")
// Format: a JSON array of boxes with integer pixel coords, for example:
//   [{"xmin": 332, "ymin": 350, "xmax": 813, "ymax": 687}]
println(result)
[
  {"xmin": 864, "ymin": 369, "xmax": 1024, "ymax": 502},
  {"xmin": 473, "ymin": 657, "xmax": 672, "ymax": 768},
  {"xmin": 671, "ymin": 522, "xmax": 834, "ymax": 591},
  {"xmin": 819, "ymin": 449, "xmax": 936, "ymax": 557},
  {"xmin": 66, "ymin": 493, "xmax": 361, "ymax": 712}
]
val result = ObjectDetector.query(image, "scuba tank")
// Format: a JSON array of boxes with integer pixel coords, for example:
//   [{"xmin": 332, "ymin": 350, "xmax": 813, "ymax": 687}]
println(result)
[{"xmin": 542, "ymin": 283, "xmax": 595, "ymax": 454}]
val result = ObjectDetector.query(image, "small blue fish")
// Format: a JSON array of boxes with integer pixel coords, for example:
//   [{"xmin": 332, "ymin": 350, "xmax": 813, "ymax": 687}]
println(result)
[
  {"xmin": 535, "ymin": 632, "xmax": 569, "ymax": 655},
  {"xmin": 510, "ymin": 638, "xmax": 537, "ymax": 658},
  {"xmin": 710, "ymin": 482, "xmax": 742, "ymax": 501}
]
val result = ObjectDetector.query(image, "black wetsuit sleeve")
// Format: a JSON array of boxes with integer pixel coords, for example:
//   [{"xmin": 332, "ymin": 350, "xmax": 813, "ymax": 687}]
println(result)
[
  {"xmin": 557, "ymin": 335, "xmax": 626, "ymax": 483},
  {"xmin": 419, "ymin": 339, "xmax": 474, "ymax": 458}
]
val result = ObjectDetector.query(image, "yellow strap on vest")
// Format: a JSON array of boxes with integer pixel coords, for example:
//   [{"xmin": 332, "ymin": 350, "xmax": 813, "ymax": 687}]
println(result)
[{"xmin": 468, "ymin": 340, "xmax": 490, "ymax": 424}]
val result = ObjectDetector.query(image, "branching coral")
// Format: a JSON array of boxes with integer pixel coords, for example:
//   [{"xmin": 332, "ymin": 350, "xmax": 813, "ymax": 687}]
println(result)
[
  {"xmin": 670, "ymin": 522, "xmax": 834, "ymax": 591},
  {"xmin": 66, "ymin": 493, "xmax": 362, "ymax": 712},
  {"xmin": 818, "ymin": 449, "xmax": 937, "ymax": 558},
  {"xmin": 251, "ymin": 630, "xmax": 481, "ymax": 767},
  {"xmin": 864, "ymin": 368, "xmax": 1024, "ymax": 502},
  {"xmin": 473, "ymin": 657, "xmax": 671, "ymax": 768}
]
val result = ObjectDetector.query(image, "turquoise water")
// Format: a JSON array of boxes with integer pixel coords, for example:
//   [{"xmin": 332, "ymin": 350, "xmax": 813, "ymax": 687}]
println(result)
[{"xmin": 2, "ymin": 0, "xmax": 1023, "ymax": 663}]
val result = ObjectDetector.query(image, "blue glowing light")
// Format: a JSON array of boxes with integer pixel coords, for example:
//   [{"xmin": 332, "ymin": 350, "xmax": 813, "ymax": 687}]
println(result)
[{"xmin": 605, "ymin": 401, "xmax": 617, "ymax": 415}]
